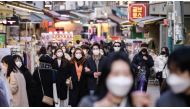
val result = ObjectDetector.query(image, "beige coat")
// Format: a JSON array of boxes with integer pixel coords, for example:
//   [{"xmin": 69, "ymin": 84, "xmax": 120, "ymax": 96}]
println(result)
[{"xmin": 8, "ymin": 71, "xmax": 29, "ymax": 107}]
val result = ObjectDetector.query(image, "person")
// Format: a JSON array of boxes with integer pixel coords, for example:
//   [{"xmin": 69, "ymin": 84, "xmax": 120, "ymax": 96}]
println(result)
[
  {"xmin": 109, "ymin": 42, "xmax": 128, "ymax": 57},
  {"xmin": 0, "ymin": 75, "xmax": 9, "ymax": 107},
  {"xmin": 84, "ymin": 43, "xmax": 107, "ymax": 95},
  {"xmin": 154, "ymin": 47, "xmax": 170, "ymax": 93},
  {"xmin": 69, "ymin": 46, "xmax": 75, "ymax": 58},
  {"xmin": 156, "ymin": 46, "xmax": 190, "ymax": 107},
  {"xmin": 81, "ymin": 44, "xmax": 90, "ymax": 59},
  {"xmin": 132, "ymin": 43, "xmax": 154, "ymax": 92},
  {"xmin": 67, "ymin": 48, "xmax": 88, "ymax": 107},
  {"xmin": 52, "ymin": 48, "xmax": 70, "ymax": 106},
  {"xmin": 13, "ymin": 55, "xmax": 36, "ymax": 106},
  {"xmin": 75, "ymin": 40, "xmax": 82, "ymax": 48},
  {"xmin": 32, "ymin": 49, "xmax": 54, "ymax": 107},
  {"xmin": 61, "ymin": 46, "xmax": 71, "ymax": 61},
  {"xmin": 79, "ymin": 52, "xmax": 151, "ymax": 107},
  {"xmin": 1, "ymin": 55, "xmax": 29, "ymax": 107}
]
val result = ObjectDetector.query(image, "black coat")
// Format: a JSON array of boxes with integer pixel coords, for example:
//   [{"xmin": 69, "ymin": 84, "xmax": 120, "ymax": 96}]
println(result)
[
  {"xmin": 52, "ymin": 59, "xmax": 70, "ymax": 100},
  {"xmin": 132, "ymin": 52, "xmax": 154, "ymax": 78},
  {"xmin": 32, "ymin": 68, "xmax": 54, "ymax": 107},
  {"xmin": 68, "ymin": 62, "xmax": 88, "ymax": 107},
  {"xmin": 19, "ymin": 66, "xmax": 36, "ymax": 107},
  {"xmin": 84, "ymin": 56, "xmax": 107, "ymax": 91},
  {"xmin": 156, "ymin": 90, "xmax": 190, "ymax": 107}
]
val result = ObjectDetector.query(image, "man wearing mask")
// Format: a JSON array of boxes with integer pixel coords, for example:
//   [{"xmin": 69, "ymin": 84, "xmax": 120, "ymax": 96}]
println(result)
[
  {"xmin": 132, "ymin": 43, "xmax": 154, "ymax": 92},
  {"xmin": 84, "ymin": 43, "xmax": 107, "ymax": 95},
  {"xmin": 156, "ymin": 46, "xmax": 190, "ymax": 107}
]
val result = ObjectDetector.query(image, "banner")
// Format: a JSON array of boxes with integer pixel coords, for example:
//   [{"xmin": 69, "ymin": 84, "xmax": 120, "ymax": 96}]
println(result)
[{"xmin": 0, "ymin": 34, "xmax": 6, "ymax": 48}]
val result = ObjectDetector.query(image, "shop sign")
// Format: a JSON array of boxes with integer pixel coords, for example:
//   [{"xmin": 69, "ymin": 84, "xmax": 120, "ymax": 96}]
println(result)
[
  {"xmin": 0, "ymin": 16, "xmax": 19, "ymax": 25},
  {"xmin": 129, "ymin": 3, "xmax": 147, "ymax": 20}
]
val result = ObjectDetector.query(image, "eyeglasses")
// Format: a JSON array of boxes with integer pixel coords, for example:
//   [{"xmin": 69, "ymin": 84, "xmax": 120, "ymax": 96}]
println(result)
[{"xmin": 114, "ymin": 45, "xmax": 121, "ymax": 47}]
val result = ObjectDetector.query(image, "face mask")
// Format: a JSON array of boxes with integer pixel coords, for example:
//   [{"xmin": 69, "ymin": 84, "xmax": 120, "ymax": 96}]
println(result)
[
  {"xmin": 71, "ymin": 50, "xmax": 75, "ymax": 54},
  {"xmin": 106, "ymin": 76, "xmax": 133, "ymax": 97},
  {"xmin": 161, "ymin": 51, "xmax": 166, "ymax": 55},
  {"xmin": 93, "ymin": 50, "xmax": 100, "ymax": 56},
  {"xmin": 56, "ymin": 52, "xmax": 63, "ymax": 58},
  {"xmin": 15, "ymin": 61, "xmax": 22, "ymax": 68},
  {"xmin": 167, "ymin": 74, "xmax": 190, "ymax": 94},
  {"xmin": 114, "ymin": 47, "xmax": 121, "ymax": 52},
  {"xmin": 75, "ymin": 54, "xmax": 82, "ymax": 59},
  {"xmin": 141, "ymin": 48, "xmax": 147, "ymax": 54},
  {"xmin": 62, "ymin": 49, "xmax": 66, "ymax": 53}
]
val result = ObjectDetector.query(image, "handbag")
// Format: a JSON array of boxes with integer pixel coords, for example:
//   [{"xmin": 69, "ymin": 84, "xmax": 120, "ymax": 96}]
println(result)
[
  {"xmin": 38, "ymin": 69, "xmax": 54, "ymax": 106},
  {"xmin": 156, "ymin": 64, "xmax": 167, "ymax": 79}
]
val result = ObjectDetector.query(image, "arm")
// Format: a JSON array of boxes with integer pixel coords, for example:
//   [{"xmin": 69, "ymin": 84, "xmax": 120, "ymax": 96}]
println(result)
[
  {"xmin": 9, "ymin": 73, "xmax": 18, "ymax": 95},
  {"xmin": 83, "ymin": 60, "xmax": 95, "ymax": 77},
  {"xmin": 131, "ymin": 55, "xmax": 139, "ymax": 70},
  {"xmin": 146, "ymin": 55, "xmax": 154, "ymax": 68}
]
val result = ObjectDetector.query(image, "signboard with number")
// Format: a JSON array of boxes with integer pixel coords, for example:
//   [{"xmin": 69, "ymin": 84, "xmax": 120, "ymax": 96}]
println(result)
[{"xmin": 129, "ymin": 3, "xmax": 147, "ymax": 20}]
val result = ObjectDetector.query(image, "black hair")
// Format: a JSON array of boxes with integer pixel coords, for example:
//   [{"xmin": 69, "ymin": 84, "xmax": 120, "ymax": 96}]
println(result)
[
  {"xmin": 12, "ymin": 55, "xmax": 24, "ymax": 66},
  {"xmin": 76, "ymin": 40, "xmax": 80, "ymax": 44},
  {"xmin": 81, "ymin": 44, "xmax": 90, "ymax": 50},
  {"xmin": 161, "ymin": 47, "xmax": 169, "ymax": 57},
  {"xmin": 141, "ymin": 43, "xmax": 148, "ymax": 48},
  {"xmin": 54, "ymin": 48, "xmax": 65, "ymax": 59},
  {"xmin": 69, "ymin": 46, "xmax": 75, "ymax": 56},
  {"xmin": 95, "ymin": 52, "xmax": 135, "ymax": 106},
  {"xmin": 1, "ymin": 55, "xmax": 19, "ymax": 77},
  {"xmin": 91, "ymin": 42, "xmax": 100, "ymax": 49},
  {"xmin": 39, "ymin": 46, "xmax": 47, "ymax": 55},
  {"xmin": 168, "ymin": 46, "xmax": 190, "ymax": 73}
]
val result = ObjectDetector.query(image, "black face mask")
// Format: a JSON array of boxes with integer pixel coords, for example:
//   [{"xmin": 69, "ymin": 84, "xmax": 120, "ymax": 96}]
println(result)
[{"xmin": 161, "ymin": 51, "xmax": 166, "ymax": 55}]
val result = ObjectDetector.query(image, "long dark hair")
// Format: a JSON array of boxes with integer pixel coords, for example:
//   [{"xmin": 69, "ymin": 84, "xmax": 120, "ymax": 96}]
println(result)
[
  {"xmin": 12, "ymin": 55, "xmax": 24, "ymax": 67},
  {"xmin": 70, "ymin": 48, "xmax": 86, "ymax": 65},
  {"xmin": 54, "ymin": 48, "xmax": 65, "ymax": 59},
  {"xmin": 1, "ymin": 55, "xmax": 19, "ymax": 77},
  {"xmin": 95, "ymin": 52, "xmax": 135, "ymax": 106},
  {"xmin": 161, "ymin": 47, "xmax": 169, "ymax": 57}
]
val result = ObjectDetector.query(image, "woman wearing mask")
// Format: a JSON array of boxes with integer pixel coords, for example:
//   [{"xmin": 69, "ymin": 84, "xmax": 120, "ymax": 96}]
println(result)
[
  {"xmin": 79, "ymin": 52, "xmax": 150, "ymax": 107},
  {"xmin": 84, "ymin": 43, "xmax": 107, "ymax": 95},
  {"xmin": 61, "ymin": 46, "xmax": 71, "ymax": 61},
  {"xmin": 109, "ymin": 42, "xmax": 128, "ymax": 57},
  {"xmin": 52, "ymin": 48, "xmax": 70, "ymax": 106},
  {"xmin": 67, "ymin": 48, "xmax": 88, "ymax": 107},
  {"xmin": 1, "ymin": 55, "xmax": 29, "ymax": 107},
  {"xmin": 13, "ymin": 55, "xmax": 36, "ymax": 106},
  {"xmin": 156, "ymin": 46, "xmax": 190, "ymax": 107},
  {"xmin": 154, "ymin": 47, "xmax": 169, "ymax": 93}
]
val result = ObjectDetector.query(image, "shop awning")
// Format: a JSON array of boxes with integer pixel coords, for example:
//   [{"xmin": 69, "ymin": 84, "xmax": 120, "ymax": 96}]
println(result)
[
  {"xmin": 132, "ymin": 16, "xmax": 165, "ymax": 27},
  {"xmin": 108, "ymin": 14, "xmax": 125, "ymax": 24},
  {"xmin": 43, "ymin": 9, "xmax": 60, "ymax": 18},
  {"xmin": 33, "ymin": 13, "xmax": 53, "ymax": 22},
  {"xmin": 70, "ymin": 11, "xmax": 90, "ymax": 19}
]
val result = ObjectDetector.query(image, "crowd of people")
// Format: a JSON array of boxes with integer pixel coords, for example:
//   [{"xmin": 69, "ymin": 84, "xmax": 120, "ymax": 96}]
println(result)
[{"xmin": 0, "ymin": 40, "xmax": 190, "ymax": 107}]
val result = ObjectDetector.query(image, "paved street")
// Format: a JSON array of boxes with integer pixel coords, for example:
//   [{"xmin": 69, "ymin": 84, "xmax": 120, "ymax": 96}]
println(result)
[{"xmin": 147, "ymin": 85, "xmax": 160, "ymax": 106}]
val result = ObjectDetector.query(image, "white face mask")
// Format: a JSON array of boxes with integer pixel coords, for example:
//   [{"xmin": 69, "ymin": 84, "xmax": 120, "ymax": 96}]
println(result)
[
  {"xmin": 62, "ymin": 49, "xmax": 66, "ymax": 53},
  {"xmin": 106, "ymin": 76, "xmax": 133, "ymax": 97},
  {"xmin": 93, "ymin": 50, "xmax": 100, "ymax": 56},
  {"xmin": 114, "ymin": 47, "xmax": 121, "ymax": 52},
  {"xmin": 15, "ymin": 61, "xmax": 22, "ymax": 68},
  {"xmin": 56, "ymin": 52, "xmax": 63, "ymax": 58},
  {"xmin": 167, "ymin": 74, "xmax": 190, "ymax": 94},
  {"xmin": 75, "ymin": 54, "xmax": 82, "ymax": 59}
]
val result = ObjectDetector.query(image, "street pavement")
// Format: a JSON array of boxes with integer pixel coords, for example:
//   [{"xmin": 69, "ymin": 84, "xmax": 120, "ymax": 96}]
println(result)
[{"xmin": 147, "ymin": 84, "xmax": 160, "ymax": 106}]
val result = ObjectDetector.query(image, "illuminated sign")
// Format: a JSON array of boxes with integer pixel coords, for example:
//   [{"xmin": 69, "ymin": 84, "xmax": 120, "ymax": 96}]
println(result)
[
  {"xmin": 0, "ymin": 16, "xmax": 19, "ymax": 25},
  {"xmin": 129, "ymin": 4, "xmax": 147, "ymax": 20}
]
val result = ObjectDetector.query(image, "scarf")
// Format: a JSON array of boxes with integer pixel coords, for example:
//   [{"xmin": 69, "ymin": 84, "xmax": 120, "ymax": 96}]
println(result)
[{"xmin": 74, "ymin": 62, "xmax": 83, "ymax": 81}]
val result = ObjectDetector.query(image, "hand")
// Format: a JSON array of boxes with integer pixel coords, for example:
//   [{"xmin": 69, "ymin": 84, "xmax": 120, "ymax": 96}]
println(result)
[
  {"xmin": 132, "ymin": 91, "xmax": 151, "ymax": 107},
  {"xmin": 94, "ymin": 72, "xmax": 99, "ymax": 78},
  {"xmin": 138, "ymin": 66, "xmax": 141, "ymax": 70},
  {"xmin": 66, "ymin": 78, "xmax": 72, "ymax": 86},
  {"xmin": 85, "ymin": 67, "xmax": 91, "ymax": 72},
  {"xmin": 143, "ymin": 56, "xmax": 148, "ymax": 60}
]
